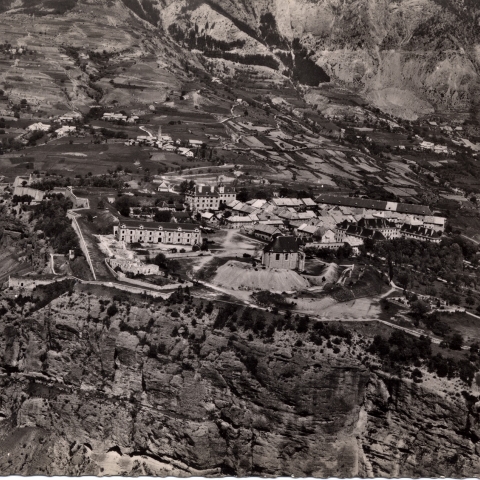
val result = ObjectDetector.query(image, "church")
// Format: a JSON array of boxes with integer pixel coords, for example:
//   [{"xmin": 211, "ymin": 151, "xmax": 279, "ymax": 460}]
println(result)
[{"xmin": 261, "ymin": 236, "xmax": 305, "ymax": 271}]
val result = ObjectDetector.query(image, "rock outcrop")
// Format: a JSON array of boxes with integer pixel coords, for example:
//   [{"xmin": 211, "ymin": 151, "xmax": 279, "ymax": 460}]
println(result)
[{"xmin": 0, "ymin": 291, "xmax": 479, "ymax": 476}]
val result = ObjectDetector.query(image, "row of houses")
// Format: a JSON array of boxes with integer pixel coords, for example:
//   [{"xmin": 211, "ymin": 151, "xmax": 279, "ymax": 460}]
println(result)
[
  {"xmin": 102, "ymin": 112, "xmax": 139, "ymax": 123},
  {"xmin": 419, "ymin": 141, "xmax": 449, "ymax": 154}
]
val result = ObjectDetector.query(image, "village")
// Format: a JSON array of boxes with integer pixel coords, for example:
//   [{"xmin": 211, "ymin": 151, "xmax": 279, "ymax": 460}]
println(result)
[{"xmin": 0, "ymin": 61, "xmax": 480, "ymax": 353}]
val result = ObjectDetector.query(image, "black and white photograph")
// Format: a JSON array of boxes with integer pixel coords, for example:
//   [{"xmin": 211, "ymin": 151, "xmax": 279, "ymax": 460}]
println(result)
[{"xmin": 0, "ymin": 0, "xmax": 479, "ymax": 477}]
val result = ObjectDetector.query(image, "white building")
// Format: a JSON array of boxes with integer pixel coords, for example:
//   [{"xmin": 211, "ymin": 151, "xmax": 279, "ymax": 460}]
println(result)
[
  {"xmin": 113, "ymin": 220, "xmax": 201, "ymax": 245},
  {"xmin": 26, "ymin": 122, "xmax": 50, "ymax": 132},
  {"xmin": 185, "ymin": 184, "xmax": 236, "ymax": 211}
]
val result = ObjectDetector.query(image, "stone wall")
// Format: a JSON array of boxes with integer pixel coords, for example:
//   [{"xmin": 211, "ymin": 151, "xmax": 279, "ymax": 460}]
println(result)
[{"xmin": 12, "ymin": 186, "xmax": 45, "ymax": 202}]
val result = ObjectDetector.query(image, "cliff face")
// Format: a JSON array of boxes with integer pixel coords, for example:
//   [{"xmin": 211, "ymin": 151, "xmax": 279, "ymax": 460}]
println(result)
[
  {"xmin": 160, "ymin": 0, "xmax": 480, "ymax": 118},
  {"xmin": 0, "ymin": 291, "xmax": 479, "ymax": 476}
]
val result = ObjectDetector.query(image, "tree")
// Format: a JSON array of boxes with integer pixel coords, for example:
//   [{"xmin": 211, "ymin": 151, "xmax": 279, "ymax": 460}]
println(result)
[
  {"xmin": 151, "ymin": 252, "xmax": 166, "ymax": 267},
  {"xmin": 448, "ymin": 333, "xmax": 464, "ymax": 350},
  {"xmin": 397, "ymin": 271, "xmax": 410, "ymax": 292},
  {"xmin": 154, "ymin": 210, "xmax": 172, "ymax": 222},
  {"xmin": 465, "ymin": 295, "xmax": 475, "ymax": 306},
  {"xmin": 114, "ymin": 196, "xmax": 133, "ymax": 217},
  {"xmin": 200, "ymin": 238, "xmax": 209, "ymax": 251},
  {"xmin": 106, "ymin": 304, "xmax": 118, "ymax": 317},
  {"xmin": 410, "ymin": 299, "xmax": 430, "ymax": 319},
  {"xmin": 236, "ymin": 188, "xmax": 249, "ymax": 202}
]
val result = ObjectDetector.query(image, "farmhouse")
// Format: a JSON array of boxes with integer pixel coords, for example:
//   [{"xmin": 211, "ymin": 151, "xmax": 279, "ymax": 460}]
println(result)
[
  {"xmin": 200, "ymin": 211, "xmax": 217, "ymax": 223},
  {"xmin": 251, "ymin": 224, "xmax": 282, "ymax": 241},
  {"xmin": 262, "ymin": 236, "xmax": 305, "ymax": 271},
  {"xmin": 177, "ymin": 147, "xmax": 194, "ymax": 157},
  {"xmin": 155, "ymin": 180, "xmax": 171, "ymax": 192},
  {"xmin": 114, "ymin": 220, "xmax": 201, "ymax": 245},
  {"xmin": 269, "ymin": 197, "xmax": 305, "ymax": 209},
  {"xmin": 103, "ymin": 113, "xmax": 128, "ymax": 122},
  {"xmin": 256, "ymin": 212, "xmax": 284, "ymax": 226},
  {"xmin": 26, "ymin": 122, "xmax": 50, "ymax": 132},
  {"xmin": 296, "ymin": 223, "xmax": 320, "ymax": 240},
  {"xmin": 185, "ymin": 184, "xmax": 236, "ymax": 211},
  {"xmin": 225, "ymin": 200, "xmax": 256, "ymax": 216},
  {"xmin": 55, "ymin": 126, "xmax": 76, "ymax": 137},
  {"xmin": 225, "ymin": 214, "xmax": 257, "ymax": 228}
]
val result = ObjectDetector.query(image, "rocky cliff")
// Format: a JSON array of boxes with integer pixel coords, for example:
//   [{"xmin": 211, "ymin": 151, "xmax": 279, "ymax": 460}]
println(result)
[
  {"xmin": 159, "ymin": 0, "xmax": 480, "ymax": 119},
  {"xmin": 0, "ymin": 289, "xmax": 479, "ymax": 476}
]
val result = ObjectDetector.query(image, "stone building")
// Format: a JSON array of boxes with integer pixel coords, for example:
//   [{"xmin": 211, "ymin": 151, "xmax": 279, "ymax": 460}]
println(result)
[
  {"xmin": 108, "ymin": 259, "xmax": 159, "ymax": 276},
  {"xmin": 400, "ymin": 224, "xmax": 442, "ymax": 243},
  {"xmin": 184, "ymin": 184, "xmax": 236, "ymax": 211},
  {"xmin": 113, "ymin": 220, "xmax": 201, "ymax": 245},
  {"xmin": 262, "ymin": 236, "xmax": 305, "ymax": 271},
  {"xmin": 8, "ymin": 275, "xmax": 65, "ymax": 291}
]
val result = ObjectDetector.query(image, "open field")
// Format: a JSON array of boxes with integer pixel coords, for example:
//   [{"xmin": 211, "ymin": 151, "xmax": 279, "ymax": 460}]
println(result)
[
  {"xmin": 0, "ymin": 250, "xmax": 32, "ymax": 284},
  {"xmin": 435, "ymin": 311, "xmax": 480, "ymax": 346}
]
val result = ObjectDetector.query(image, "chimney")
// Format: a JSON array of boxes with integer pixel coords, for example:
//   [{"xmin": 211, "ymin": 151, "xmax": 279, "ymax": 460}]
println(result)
[
  {"xmin": 211, "ymin": 186, "xmax": 215, "ymax": 193},
  {"xmin": 198, "ymin": 186, "xmax": 202, "ymax": 193}
]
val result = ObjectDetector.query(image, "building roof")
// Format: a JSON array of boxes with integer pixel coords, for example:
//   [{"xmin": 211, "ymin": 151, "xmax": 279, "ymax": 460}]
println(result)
[
  {"xmin": 357, "ymin": 218, "xmax": 397, "ymax": 229},
  {"xmin": 254, "ymin": 224, "xmax": 281, "ymax": 235},
  {"xmin": 297, "ymin": 224, "xmax": 319, "ymax": 234},
  {"xmin": 264, "ymin": 236, "xmax": 301, "ymax": 253},
  {"xmin": 118, "ymin": 219, "xmax": 200, "ymax": 231},
  {"xmin": 232, "ymin": 202, "xmax": 256, "ymax": 214},
  {"xmin": 316, "ymin": 194, "xmax": 432, "ymax": 216},
  {"xmin": 226, "ymin": 215, "xmax": 257, "ymax": 223},
  {"xmin": 247, "ymin": 199, "xmax": 268, "ymax": 209},
  {"xmin": 401, "ymin": 224, "xmax": 442, "ymax": 238},
  {"xmin": 189, "ymin": 185, "xmax": 236, "ymax": 197},
  {"xmin": 301, "ymin": 198, "xmax": 317, "ymax": 207},
  {"xmin": 424, "ymin": 215, "xmax": 446, "ymax": 226},
  {"xmin": 395, "ymin": 203, "xmax": 432, "ymax": 215},
  {"xmin": 270, "ymin": 198, "xmax": 304, "ymax": 208}
]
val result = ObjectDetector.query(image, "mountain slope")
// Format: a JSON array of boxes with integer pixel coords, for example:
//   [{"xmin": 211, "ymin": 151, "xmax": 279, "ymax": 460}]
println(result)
[
  {"xmin": 0, "ymin": 0, "xmax": 478, "ymax": 119},
  {"xmin": 0, "ymin": 0, "xmax": 200, "ymax": 115},
  {"xmin": 159, "ymin": 0, "xmax": 480, "ymax": 119}
]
